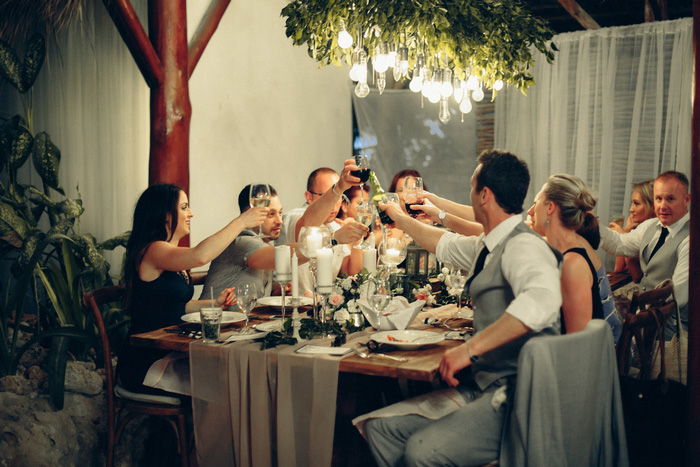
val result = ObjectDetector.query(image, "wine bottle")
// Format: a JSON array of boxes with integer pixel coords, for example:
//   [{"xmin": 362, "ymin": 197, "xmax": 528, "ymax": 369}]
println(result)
[{"xmin": 368, "ymin": 171, "xmax": 394, "ymax": 225}]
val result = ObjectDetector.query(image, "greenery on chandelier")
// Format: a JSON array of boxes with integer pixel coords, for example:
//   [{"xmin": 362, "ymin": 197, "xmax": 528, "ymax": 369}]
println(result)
[{"xmin": 282, "ymin": 0, "xmax": 557, "ymax": 93}]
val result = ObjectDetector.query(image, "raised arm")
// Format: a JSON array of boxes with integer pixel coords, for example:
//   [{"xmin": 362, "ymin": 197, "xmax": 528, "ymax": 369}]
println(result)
[
  {"xmin": 412, "ymin": 201, "xmax": 484, "ymax": 237},
  {"xmin": 425, "ymin": 192, "xmax": 477, "ymax": 221},
  {"xmin": 379, "ymin": 199, "xmax": 446, "ymax": 253}
]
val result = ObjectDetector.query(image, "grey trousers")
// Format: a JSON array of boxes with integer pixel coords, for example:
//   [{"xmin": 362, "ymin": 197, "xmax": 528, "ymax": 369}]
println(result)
[{"xmin": 364, "ymin": 381, "xmax": 507, "ymax": 467}]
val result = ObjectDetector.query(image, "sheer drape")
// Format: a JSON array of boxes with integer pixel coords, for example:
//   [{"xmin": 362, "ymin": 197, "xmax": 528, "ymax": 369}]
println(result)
[{"xmin": 495, "ymin": 19, "xmax": 692, "ymax": 233}]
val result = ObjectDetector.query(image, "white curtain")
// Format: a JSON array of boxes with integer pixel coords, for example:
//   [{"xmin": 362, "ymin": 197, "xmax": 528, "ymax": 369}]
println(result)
[{"xmin": 495, "ymin": 18, "xmax": 692, "ymax": 240}]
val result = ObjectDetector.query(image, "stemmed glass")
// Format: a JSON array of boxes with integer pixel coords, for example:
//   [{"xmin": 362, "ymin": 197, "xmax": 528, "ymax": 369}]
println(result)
[
  {"xmin": 354, "ymin": 201, "xmax": 377, "ymax": 250},
  {"xmin": 249, "ymin": 183, "xmax": 271, "ymax": 237},
  {"xmin": 368, "ymin": 278, "xmax": 390, "ymax": 330},
  {"xmin": 352, "ymin": 154, "xmax": 371, "ymax": 193},
  {"xmin": 237, "ymin": 283, "xmax": 258, "ymax": 334},
  {"xmin": 403, "ymin": 176, "xmax": 424, "ymax": 218},
  {"xmin": 448, "ymin": 266, "xmax": 469, "ymax": 317},
  {"xmin": 379, "ymin": 236, "xmax": 408, "ymax": 274}
]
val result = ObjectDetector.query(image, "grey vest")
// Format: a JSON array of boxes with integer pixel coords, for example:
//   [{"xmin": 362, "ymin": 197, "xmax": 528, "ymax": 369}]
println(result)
[
  {"xmin": 639, "ymin": 219, "xmax": 689, "ymax": 334},
  {"xmin": 469, "ymin": 222, "xmax": 561, "ymax": 390}
]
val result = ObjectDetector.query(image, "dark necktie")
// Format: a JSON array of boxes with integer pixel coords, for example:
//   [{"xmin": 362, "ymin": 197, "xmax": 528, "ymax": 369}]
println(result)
[
  {"xmin": 648, "ymin": 227, "xmax": 669, "ymax": 260},
  {"xmin": 466, "ymin": 246, "xmax": 489, "ymax": 290}
]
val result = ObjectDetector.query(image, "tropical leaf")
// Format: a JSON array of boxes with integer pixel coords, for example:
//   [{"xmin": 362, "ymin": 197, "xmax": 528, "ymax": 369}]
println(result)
[
  {"xmin": 31, "ymin": 132, "xmax": 63, "ymax": 194},
  {"xmin": 0, "ymin": 200, "xmax": 30, "ymax": 242},
  {"xmin": 0, "ymin": 37, "xmax": 22, "ymax": 90},
  {"xmin": 20, "ymin": 34, "xmax": 45, "ymax": 92},
  {"xmin": 99, "ymin": 231, "xmax": 130, "ymax": 251},
  {"xmin": 55, "ymin": 198, "xmax": 84, "ymax": 219},
  {"xmin": 0, "ymin": 115, "xmax": 33, "ymax": 172}
]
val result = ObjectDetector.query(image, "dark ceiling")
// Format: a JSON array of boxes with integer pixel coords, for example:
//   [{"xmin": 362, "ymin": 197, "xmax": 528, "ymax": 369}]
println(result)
[{"xmin": 523, "ymin": 0, "xmax": 693, "ymax": 34}]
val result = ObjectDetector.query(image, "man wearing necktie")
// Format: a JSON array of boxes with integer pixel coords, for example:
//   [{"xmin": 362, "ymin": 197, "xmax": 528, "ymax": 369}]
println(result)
[
  {"xmin": 361, "ymin": 150, "xmax": 562, "ymax": 467},
  {"xmin": 601, "ymin": 171, "xmax": 690, "ymax": 338}
]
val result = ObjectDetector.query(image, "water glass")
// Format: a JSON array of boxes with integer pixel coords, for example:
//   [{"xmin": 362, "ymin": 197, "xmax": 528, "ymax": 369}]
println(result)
[{"xmin": 200, "ymin": 307, "xmax": 223, "ymax": 343}]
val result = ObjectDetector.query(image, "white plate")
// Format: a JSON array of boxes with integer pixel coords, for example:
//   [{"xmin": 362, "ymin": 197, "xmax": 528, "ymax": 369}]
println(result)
[
  {"xmin": 370, "ymin": 330, "xmax": 445, "ymax": 350},
  {"xmin": 256, "ymin": 296, "xmax": 314, "ymax": 307},
  {"xmin": 254, "ymin": 320, "xmax": 285, "ymax": 332},
  {"xmin": 181, "ymin": 311, "xmax": 247, "ymax": 325},
  {"xmin": 222, "ymin": 331, "xmax": 269, "ymax": 342}
]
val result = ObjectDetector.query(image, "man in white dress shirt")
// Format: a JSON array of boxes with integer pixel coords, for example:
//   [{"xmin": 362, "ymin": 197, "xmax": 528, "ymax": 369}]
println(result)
[
  {"xmin": 601, "ymin": 170, "xmax": 690, "ymax": 337},
  {"xmin": 361, "ymin": 149, "xmax": 562, "ymax": 466}
]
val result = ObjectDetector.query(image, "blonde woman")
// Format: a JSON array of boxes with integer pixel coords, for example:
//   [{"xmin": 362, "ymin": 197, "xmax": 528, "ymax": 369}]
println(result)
[{"xmin": 527, "ymin": 174, "xmax": 622, "ymax": 342}]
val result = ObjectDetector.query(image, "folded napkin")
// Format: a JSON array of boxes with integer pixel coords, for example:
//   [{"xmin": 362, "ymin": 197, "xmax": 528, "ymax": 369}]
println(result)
[{"xmin": 356, "ymin": 296, "xmax": 426, "ymax": 330}]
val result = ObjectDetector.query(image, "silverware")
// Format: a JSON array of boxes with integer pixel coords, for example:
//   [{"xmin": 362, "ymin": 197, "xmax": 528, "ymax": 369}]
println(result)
[{"xmin": 350, "ymin": 347, "xmax": 407, "ymax": 362}]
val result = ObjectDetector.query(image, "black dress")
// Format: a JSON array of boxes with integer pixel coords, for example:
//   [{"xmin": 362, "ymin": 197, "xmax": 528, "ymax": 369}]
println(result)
[
  {"xmin": 561, "ymin": 247, "xmax": 604, "ymax": 335},
  {"xmin": 117, "ymin": 270, "xmax": 194, "ymax": 394}
]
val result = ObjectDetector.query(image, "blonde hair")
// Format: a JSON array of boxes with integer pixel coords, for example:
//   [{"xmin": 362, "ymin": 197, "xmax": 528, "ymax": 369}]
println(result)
[
  {"xmin": 632, "ymin": 179, "xmax": 654, "ymax": 208},
  {"xmin": 543, "ymin": 174, "xmax": 597, "ymax": 231}
]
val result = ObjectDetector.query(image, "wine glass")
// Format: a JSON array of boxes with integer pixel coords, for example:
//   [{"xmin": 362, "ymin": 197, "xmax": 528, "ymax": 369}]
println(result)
[
  {"xmin": 403, "ymin": 176, "xmax": 424, "ymax": 218},
  {"xmin": 354, "ymin": 202, "xmax": 376, "ymax": 250},
  {"xmin": 448, "ymin": 266, "xmax": 469, "ymax": 317},
  {"xmin": 249, "ymin": 183, "xmax": 271, "ymax": 237},
  {"xmin": 379, "ymin": 236, "xmax": 408, "ymax": 272},
  {"xmin": 352, "ymin": 154, "xmax": 371, "ymax": 193},
  {"xmin": 368, "ymin": 278, "xmax": 390, "ymax": 329},
  {"xmin": 237, "ymin": 283, "xmax": 258, "ymax": 334}
]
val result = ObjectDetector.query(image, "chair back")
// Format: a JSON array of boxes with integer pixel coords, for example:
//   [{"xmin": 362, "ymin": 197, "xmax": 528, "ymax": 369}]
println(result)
[
  {"xmin": 616, "ymin": 279, "xmax": 676, "ymax": 379},
  {"xmin": 500, "ymin": 321, "xmax": 628, "ymax": 467},
  {"xmin": 83, "ymin": 285, "xmax": 126, "ymax": 456}
]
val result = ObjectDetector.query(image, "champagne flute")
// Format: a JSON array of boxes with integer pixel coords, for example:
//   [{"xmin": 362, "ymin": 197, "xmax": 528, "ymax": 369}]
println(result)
[
  {"xmin": 449, "ymin": 266, "xmax": 469, "ymax": 317},
  {"xmin": 249, "ymin": 183, "xmax": 271, "ymax": 237},
  {"xmin": 354, "ymin": 202, "xmax": 376, "ymax": 250},
  {"xmin": 403, "ymin": 176, "xmax": 424, "ymax": 218},
  {"xmin": 237, "ymin": 283, "xmax": 258, "ymax": 334}
]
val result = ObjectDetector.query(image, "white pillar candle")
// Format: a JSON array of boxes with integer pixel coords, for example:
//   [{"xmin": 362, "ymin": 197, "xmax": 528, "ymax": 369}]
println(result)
[
  {"xmin": 307, "ymin": 232, "xmax": 323, "ymax": 257},
  {"xmin": 385, "ymin": 248, "xmax": 402, "ymax": 265},
  {"xmin": 274, "ymin": 245, "xmax": 291, "ymax": 275},
  {"xmin": 316, "ymin": 248, "xmax": 334, "ymax": 287},
  {"xmin": 363, "ymin": 248, "xmax": 377, "ymax": 273},
  {"xmin": 291, "ymin": 251, "xmax": 299, "ymax": 298}
]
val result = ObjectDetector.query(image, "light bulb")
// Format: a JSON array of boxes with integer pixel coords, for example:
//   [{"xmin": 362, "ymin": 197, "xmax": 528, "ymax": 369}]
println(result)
[
  {"xmin": 472, "ymin": 85, "xmax": 484, "ymax": 102},
  {"xmin": 493, "ymin": 79, "xmax": 504, "ymax": 91},
  {"xmin": 349, "ymin": 64, "xmax": 360, "ymax": 81},
  {"xmin": 338, "ymin": 23, "xmax": 353, "ymax": 49},
  {"xmin": 377, "ymin": 71, "xmax": 386, "ymax": 95},
  {"xmin": 388, "ymin": 43, "xmax": 397, "ymax": 65},
  {"xmin": 355, "ymin": 81, "xmax": 370, "ymax": 98},
  {"xmin": 427, "ymin": 75, "xmax": 441, "ymax": 103},
  {"xmin": 466, "ymin": 74, "xmax": 480, "ymax": 91},
  {"xmin": 356, "ymin": 49, "xmax": 368, "ymax": 82},
  {"xmin": 398, "ymin": 46, "xmax": 409, "ymax": 78},
  {"xmin": 373, "ymin": 42, "xmax": 389, "ymax": 73},
  {"xmin": 421, "ymin": 72, "xmax": 433, "ymax": 98},
  {"xmin": 440, "ymin": 68, "xmax": 453, "ymax": 98},
  {"xmin": 409, "ymin": 67, "xmax": 423, "ymax": 93},
  {"xmin": 453, "ymin": 77, "xmax": 463, "ymax": 103},
  {"xmin": 439, "ymin": 97, "xmax": 451, "ymax": 123},
  {"xmin": 459, "ymin": 96, "xmax": 472, "ymax": 114}
]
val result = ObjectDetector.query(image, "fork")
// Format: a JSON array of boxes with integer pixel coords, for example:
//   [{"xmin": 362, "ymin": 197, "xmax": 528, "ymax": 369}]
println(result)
[{"xmin": 350, "ymin": 347, "xmax": 408, "ymax": 362}]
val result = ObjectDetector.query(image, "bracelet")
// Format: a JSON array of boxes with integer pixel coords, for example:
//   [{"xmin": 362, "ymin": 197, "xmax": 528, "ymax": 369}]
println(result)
[
  {"xmin": 331, "ymin": 183, "xmax": 342, "ymax": 198},
  {"xmin": 467, "ymin": 339, "xmax": 479, "ymax": 363}
]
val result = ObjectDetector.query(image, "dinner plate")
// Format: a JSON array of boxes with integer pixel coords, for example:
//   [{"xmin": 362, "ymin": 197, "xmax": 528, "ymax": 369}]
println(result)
[
  {"xmin": 181, "ymin": 311, "xmax": 247, "ymax": 325},
  {"xmin": 254, "ymin": 320, "xmax": 285, "ymax": 332},
  {"xmin": 256, "ymin": 296, "xmax": 314, "ymax": 308},
  {"xmin": 221, "ymin": 331, "xmax": 269, "ymax": 342},
  {"xmin": 370, "ymin": 330, "xmax": 445, "ymax": 350}
]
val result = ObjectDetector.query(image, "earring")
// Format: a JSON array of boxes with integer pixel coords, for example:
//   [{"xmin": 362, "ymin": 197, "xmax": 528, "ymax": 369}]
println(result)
[{"xmin": 545, "ymin": 217, "xmax": 550, "ymax": 228}]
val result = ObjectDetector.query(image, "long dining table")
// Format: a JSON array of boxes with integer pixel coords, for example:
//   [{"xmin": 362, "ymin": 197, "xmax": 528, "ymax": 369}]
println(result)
[{"xmin": 130, "ymin": 304, "xmax": 468, "ymax": 467}]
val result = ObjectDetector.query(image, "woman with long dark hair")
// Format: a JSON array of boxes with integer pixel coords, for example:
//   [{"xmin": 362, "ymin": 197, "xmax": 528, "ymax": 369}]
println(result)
[{"xmin": 118, "ymin": 184, "xmax": 267, "ymax": 394}]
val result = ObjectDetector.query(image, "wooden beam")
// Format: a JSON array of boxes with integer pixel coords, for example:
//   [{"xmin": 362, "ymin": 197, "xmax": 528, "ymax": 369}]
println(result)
[
  {"xmin": 555, "ymin": 0, "xmax": 601, "ymax": 29},
  {"xmin": 101, "ymin": 0, "xmax": 163, "ymax": 88},
  {"xmin": 690, "ymin": 1, "xmax": 700, "ymax": 464},
  {"xmin": 188, "ymin": 0, "xmax": 231, "ymax": 78}
]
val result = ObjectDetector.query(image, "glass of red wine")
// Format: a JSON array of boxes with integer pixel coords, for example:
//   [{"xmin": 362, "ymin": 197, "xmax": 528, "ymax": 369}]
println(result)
[
  {"xmin": 352, "ymin": 154, "xmax": 371, "ymax": 187},
  {"xmin": 403, "ymin": 176, "xmax": 424, "ymax": 218}
]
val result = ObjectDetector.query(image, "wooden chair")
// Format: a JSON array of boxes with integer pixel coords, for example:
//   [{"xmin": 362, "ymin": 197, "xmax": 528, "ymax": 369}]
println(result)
[
  {"xmin": 615, "ymin": 279, "xmax": 677, "ymax": 379},
  {"xmin": 83, "ymin": 285, "xmax": 191, "ymax": 467}
]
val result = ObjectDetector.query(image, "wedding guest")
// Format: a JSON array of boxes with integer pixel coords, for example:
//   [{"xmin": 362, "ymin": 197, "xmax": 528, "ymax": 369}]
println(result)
[
  {"xmin": 338, "ymin": 185, "xmax": 370, "ymax": 221},
  {"xmin": 411, "ymin": 191, "xmax": 484, "ymax": 236},
  {"xmin": 278, "ymin": 161, "xmax": 369, "ymax": 295},
  {"xmin": 609, "ymin": 179, "xmax": 655, "ymax": 282},
  {"xmin": 199, "ymin": 184, "xmax": 309, "ymax": 304},
  {"xmin": 527, "ymin": 174, "xmax": 622, "ymax": 342},
  {"xmin": 117, "ymin": 184, "xmax": 267, "ymax": 395},
  {"xmin": 600, "ymin": 171, "xmax": 690, "ymax": 338},
  {"xmin": 360, "ymin": 149, "xmax": 562, "ymax": 466},
  {"xmin": 389, "ymin": 169, "xmax": 429, "ymax": 214}
]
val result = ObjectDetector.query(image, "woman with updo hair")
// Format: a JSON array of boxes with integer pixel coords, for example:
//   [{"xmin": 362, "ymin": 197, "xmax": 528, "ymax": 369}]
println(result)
[{"xmin": 527, "ymin": 174, "xmax": 622, "ymax": 341}]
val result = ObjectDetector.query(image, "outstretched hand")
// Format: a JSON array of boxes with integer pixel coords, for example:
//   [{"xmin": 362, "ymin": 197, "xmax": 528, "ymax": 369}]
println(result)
[
  {"xmin": 238, "ymin": 206, "xmax": 269, "ymax": 229},
  {"xmin": 215, "ymin": 287, "xmax": 237, "ymax": 309},
  {"xmin": 378, "ymin": 200, "xmax": 406, "ymax": 223},
  {"xmin": 339, "ymin": 158, "xmax": 362, "ymax": 191},
  {"xmin": 334, "ymin": 219, "xmax": 369, "ymax": 244}
]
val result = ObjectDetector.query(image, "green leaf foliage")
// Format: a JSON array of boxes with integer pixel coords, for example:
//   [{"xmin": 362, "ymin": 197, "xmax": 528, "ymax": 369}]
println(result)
[
  {"xmin": 20, "ymin": 34, "xmax": 46, "ymax": 92},
  {"xmin": 0, "ymin": 37, "xmax": 22, "ymax": 90},
  {"xmin": 31, "ymin": 132, "xmax": 64, "ymax": 195},
  {"xmin": 0, "ymin": 115, "xmax": 33, "ymax": 173},
  {"xmin": 281, "ymin": 0, "xmax": 556, "ymax": 92}
]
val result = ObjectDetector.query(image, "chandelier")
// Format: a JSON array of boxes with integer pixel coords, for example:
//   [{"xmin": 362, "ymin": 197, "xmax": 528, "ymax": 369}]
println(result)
[{"xmin": 282, "ymin": 0, "xmax": 556, "ymax": 123}]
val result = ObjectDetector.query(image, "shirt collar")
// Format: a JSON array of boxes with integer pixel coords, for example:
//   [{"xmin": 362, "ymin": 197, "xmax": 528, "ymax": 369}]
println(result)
[
  {"xmin": 482, "ymin": 215, "xmax": 523, "ymax": 252},
  {"xmin": 658, "ymin": 212, "xmax": 689, "ymax": 238}
]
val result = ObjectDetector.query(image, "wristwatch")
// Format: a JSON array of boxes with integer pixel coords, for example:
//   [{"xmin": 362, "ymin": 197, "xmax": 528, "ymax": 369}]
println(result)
[
  {"xmin": 331, "ymin": 230, "xmax": 338, "ymax": 246},
  {"xmin": 467, "ymin": 340, "xmax": 479, "ymax": 363},
  {"xmin": 438, "ymin": 210, "xmax": 447, "ymax": 224}
]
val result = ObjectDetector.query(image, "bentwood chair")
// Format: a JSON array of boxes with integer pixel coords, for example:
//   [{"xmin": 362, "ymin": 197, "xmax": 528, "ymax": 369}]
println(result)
[{"xmin": 83, "ymin": 285, "xmax": 191, "ymax": 467}]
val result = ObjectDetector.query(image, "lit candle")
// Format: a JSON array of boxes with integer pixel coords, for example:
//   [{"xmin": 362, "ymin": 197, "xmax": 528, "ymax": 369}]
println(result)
[
  {"xmin": 291, "ymin": 251, "xmax": 299, "ymax": 298},
  {"xmin": 307, "ymin": 231, "xmax": 323, "ymax": 258},
  {"xmin": 384, "ymin": 248, "xmax": 402, "ymax": 266},
  {"xmin": 316, "ymin": 248, "xmax": 334, "ymax": 287},
  {"xmin": 363, "ymin": 248, "xmax": 377, "ymax": 273},
  {"xmin": 274, "ymin": 245, "xmax": 291, "ymax": 275}
]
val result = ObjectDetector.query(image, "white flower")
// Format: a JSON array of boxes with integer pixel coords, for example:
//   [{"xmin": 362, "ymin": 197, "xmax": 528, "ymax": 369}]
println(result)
[
  {"xmin": 334, "ymin": 308, "xmax": 350, "ymax": 323},
  {"xmin": 426, "ymin": 294, "xmax": 436, "ymax": 306},
  {"xmin": 444, "ymin": 277, "xmax": 452, "ymax": 288},
  {"xmin": 448, "ymin": 287, "xmax": 459, "ymax": 296},
  {"xmin": 437, "ymin": 273, "xmax": 445, "ymax": 282},
  {"xmin": 441, "ymin": 267, "xmax": 450, "ymax": 275},
  {"xmin": 341, "ymin": 277, "xmax": 353, "ymax": 290},
  {"xmin": 329, "ymin": 293, "xmax": 345, "ymax": 307},
  {"xmin": 350, "ymin": 288, "xmax": 357, "ymax": 295}
]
